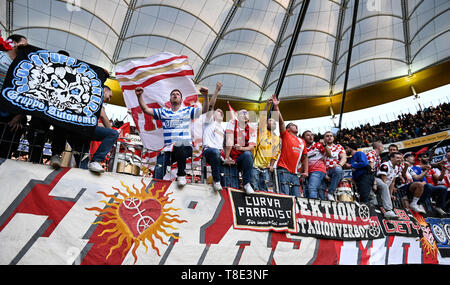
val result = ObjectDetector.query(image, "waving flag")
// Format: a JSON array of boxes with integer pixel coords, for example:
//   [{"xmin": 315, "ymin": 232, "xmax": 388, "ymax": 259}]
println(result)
[
  {"xmin": 0, "ymin": 32, "xmax": 13, "ymax": 51},
  {"xmin": 227, "ymin": 101, "xmax": 238, "ymax": 121},
  {"xmin": 115, "ymin": 53, "xmax": 202, "ymax": 174},
  {"xmin": 115, "ymin": 52, "xmax": 199, "ymax": 149}
]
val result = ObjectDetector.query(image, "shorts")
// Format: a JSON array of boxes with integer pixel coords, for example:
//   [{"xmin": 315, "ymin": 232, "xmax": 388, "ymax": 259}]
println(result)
[{"xmin": 397, "ymin": 183, "xmax": 413, "ymax": 201}]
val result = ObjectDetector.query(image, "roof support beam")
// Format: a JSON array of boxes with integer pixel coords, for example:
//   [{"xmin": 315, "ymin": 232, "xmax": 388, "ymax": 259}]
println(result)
[
  {"xmin": 260, "ymin": 0, "xmax": 296, "ymax": 100},
  {"xmin": 328, "ymin": 0, "xmax": 347, "ymax": 123},
  {"xmin": 194, "ymin": 0, "xmax": 242, "ymax": 84},
  {"xmin": 328, "ymin": 0, "xmax": 347, "ymax": 120},
  {"xmin": 112, "ymin": 0, "xmax": 137, "ymax": 65},
  {"xmin": 273, "ymin": 0, "xmax": 310, "ymax": 98},
  {"xmin": 338, "ymin": 0, "xmax": 359, "ymax": 130},
  {"xmin": 401, "ymin": 0, "xmax": 411, "ymax": 73}
]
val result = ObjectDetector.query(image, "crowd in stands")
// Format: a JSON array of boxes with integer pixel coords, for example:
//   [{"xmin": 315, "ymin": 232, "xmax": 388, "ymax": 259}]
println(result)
[
  {"xmin": 1, "ymin": 34, "xmax": 449, "ymax": 220},
  {"xmin": 335, "ymin": 102, "xmax": 450, "ymax": 147}
]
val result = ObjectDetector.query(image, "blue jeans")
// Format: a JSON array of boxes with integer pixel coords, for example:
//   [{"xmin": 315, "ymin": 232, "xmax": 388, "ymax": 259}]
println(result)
[
  {"xmin": 306, "ymin": 171, "xmax": 326, "ymax": 199},
  {"xmin": 80, "ymin": 126, "xmax": 119, "ymax": 169},
  {"xmin": 154, "ymin": 145, "xmax": 193, "ymax": 179},
  {"xmin": 252, "ymin": 167, "xmax": 270, "ymax": 191},
  {"xmin": 420, "ymin": 183, "xmax": 448, "ymax": 211},
  {"xmin": 327, "ymin": 166, "xmax": 344, "ymax": 194},
  {"xmin": 235, "ymin": 151, "xmax": 253, "ymax": 186},
  {"xmin": 277, "ymin": 167, "xmax": 300, "ymax": 197},
  {"xmin": 203, "ymin": 147, "xmax": 222, "ymax": 183},
  {"xmin": 221, "ymin": 164, "xmax": 239, "ymax": 188}
]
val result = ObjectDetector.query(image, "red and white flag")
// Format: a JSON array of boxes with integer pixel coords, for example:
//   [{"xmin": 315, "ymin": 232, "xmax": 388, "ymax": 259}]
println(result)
[
  {"xmin": 115, "ymin": 53, "xmax": 202, "ymax": 174},
  {"xmin": 115, "ymin": 52, "xmax": 199, "ymax": 149},
  {"xmin": 227, "ymin": 101, "xmax": 238, "ymax": 121}
]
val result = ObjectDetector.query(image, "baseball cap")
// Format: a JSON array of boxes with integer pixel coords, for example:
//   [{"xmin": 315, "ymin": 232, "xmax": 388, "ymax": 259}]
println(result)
[{"xmin": 403, "ymin": 152, "xmax": 413, "ymax": 159}]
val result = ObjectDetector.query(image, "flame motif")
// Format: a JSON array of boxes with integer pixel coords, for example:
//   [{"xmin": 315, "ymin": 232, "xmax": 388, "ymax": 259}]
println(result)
[
  {"xmin": 85, "ymin": 179, "xmax": 187, "ymax": 264},
  {"xmin": 414, "ymin": 214, "xmax": 438, "ymax": 258}
]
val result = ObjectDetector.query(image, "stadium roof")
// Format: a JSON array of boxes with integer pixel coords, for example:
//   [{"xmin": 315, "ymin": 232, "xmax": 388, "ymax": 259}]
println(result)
[{"xmin": 2, "ymin": 0, "xmax": 450, "ymax": 119}]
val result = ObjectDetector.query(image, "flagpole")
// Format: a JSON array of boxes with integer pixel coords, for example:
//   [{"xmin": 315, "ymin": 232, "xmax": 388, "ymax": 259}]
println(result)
[{"xmin": 269, "ymin": 0, "xmax": 310, "ymax": 118}]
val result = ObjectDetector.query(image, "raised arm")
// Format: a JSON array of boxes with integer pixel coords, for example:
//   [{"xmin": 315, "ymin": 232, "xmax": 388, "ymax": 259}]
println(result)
[
  {"xmin": 209, "ymin": 81, "xmax": 222, "ymax": 111},
  {"xmin": 271, "ymin": 94, "xmax": 285, "ymax": 135},
  {"xmin": 201, "ymin": 82, "xmax": 222, "ymax": 116},
  {"xmin": 135, "ymin": 87, "xmax": 154, "ymax": 116}
]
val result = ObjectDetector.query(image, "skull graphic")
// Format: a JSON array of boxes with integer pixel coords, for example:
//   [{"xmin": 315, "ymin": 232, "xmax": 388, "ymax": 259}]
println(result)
[{"xmin": 25, "ymin": 61, "xmax": 92, "ymax": 115}]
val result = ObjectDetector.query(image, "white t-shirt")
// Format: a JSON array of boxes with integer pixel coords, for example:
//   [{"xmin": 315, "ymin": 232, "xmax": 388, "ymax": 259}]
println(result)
[
  {"xmin": 405, "ymin": 166, "xmax": 415, "ymax": 183},
  {"xmin": 202, "ymin": 115, "xmax": 224, "ymax": 150},
  {"xmin": 377, "ymin": 160, "xmax": 399, "ymax": 187}
]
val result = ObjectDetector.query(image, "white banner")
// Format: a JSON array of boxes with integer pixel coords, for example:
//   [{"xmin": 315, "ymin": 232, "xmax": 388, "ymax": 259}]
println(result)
[{"xmin": 1, "ymin": 160, "xmax": 448, "ymax": 265}]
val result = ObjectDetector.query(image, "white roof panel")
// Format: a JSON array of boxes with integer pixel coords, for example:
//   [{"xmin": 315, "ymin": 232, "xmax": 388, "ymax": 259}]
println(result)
[{"xmin": 3, "ymin": 0, "xmax": 449, "ymax": 102}]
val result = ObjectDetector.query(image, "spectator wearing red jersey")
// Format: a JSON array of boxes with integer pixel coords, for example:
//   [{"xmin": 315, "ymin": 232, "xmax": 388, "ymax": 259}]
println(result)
[
  {"xmin": 302, "ymin": 130, "xmax": 331, "ymax": 199},
  {"xmin": 270, "ymin": 94, "xmax": 308, "ymax": 197},
  {"xmin": 367, "ymin": 142, "xmax": 383, "ymax": 173},
  {"xmin": 322, "ymin": 131, "xmax": 347, "ymax": 201},
  {"xmin": 444, "ymin": 149, "xmax": 450, "ymax": 211},
  {"xmin": 444, "ymin": 149, "xmax": 450, "ymax": 189}
]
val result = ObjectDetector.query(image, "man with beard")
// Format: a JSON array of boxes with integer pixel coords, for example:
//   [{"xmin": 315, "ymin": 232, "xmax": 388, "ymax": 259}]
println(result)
[
  {"xmin": 411, "ymin": 152, "xmax": 448, "ymax": 216},
  {"xmin": 378, "ymin": 152, "xmax": 425, "ymax": 216},
  {"xmin": 302, "ymin": 130, "xmax": 331, "ymax": 199},
  {"xmin": 135, "ymin": 86, "xmax": 204, "ymax": 186},
  {"xmin": 323, "ymin": 131, "xmax": 347, "ymax": 201},
  {"xmin": 271, "ymin": 94, "xmax": 308, "ymax": 197}
]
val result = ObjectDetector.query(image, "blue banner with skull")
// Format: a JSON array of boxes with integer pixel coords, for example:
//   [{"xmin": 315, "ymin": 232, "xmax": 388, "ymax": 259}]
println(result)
[{"xmin": 0, "ymin": 45, "xmax": 108, "ymax": 137}]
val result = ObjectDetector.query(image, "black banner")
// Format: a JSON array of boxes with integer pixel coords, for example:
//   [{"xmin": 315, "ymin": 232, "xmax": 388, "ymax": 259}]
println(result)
[
  {"xmin": 0, "ymin": 45, "xmax": 108, "ymax": 137},
  {"xmin": 294, "ymin": 198, "xmax": 383, "ymax": 240},
  {"xmin": 228, "ymin": 189, "xmax": 297, "ymax": 233},
  {"xmin": 377, "ymin": 208, "xmax": 421, "ymax": 238}
]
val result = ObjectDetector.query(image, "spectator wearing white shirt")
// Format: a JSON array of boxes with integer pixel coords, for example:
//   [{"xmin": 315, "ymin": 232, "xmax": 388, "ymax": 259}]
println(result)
[
  {"xmin": 201, "ymin": 82, "xmax": 224, "ymax": 191},
  {"xmin": 376, "ymin": 152, "xmax": 401, "ymax": 219}
]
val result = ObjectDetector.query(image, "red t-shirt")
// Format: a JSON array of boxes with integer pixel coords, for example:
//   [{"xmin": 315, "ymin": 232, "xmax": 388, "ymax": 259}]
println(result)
[
  {"xmin": 277, "ymin": 130, "xmax": 307, "ymax": 174},
  {"xmin": 306, "ymin": 142, "xmax": 327, "ymax": 174}
]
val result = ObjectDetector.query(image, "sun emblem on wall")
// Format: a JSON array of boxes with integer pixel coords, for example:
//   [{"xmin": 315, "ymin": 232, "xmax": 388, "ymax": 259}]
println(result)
[{"xmin": 86, "ymin": 179, "xmax": 186, "ymax": 264}]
